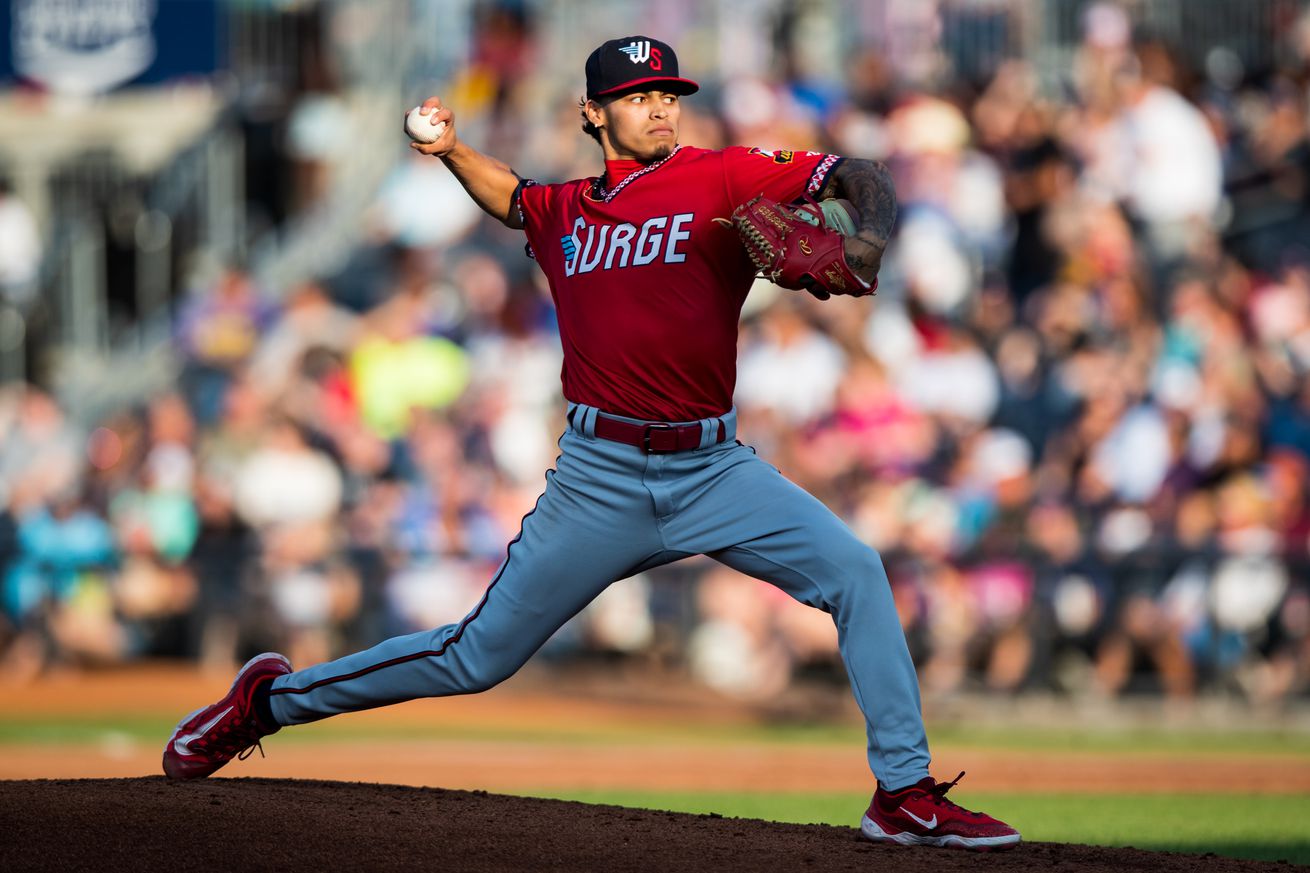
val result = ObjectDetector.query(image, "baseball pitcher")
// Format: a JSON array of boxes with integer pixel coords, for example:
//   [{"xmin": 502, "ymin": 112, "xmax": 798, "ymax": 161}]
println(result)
[{"xmin": 163, "ymin": 35, "xmax": 1020, "ymax": 852}]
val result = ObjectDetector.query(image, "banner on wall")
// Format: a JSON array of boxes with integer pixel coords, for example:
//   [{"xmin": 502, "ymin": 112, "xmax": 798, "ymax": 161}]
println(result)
[{"xmin": 0, "ymin": 0, "xmax": 221, "ymax": 96}]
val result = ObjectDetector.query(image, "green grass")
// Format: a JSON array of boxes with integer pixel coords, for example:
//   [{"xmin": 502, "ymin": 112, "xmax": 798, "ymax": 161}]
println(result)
[
  {"xmin": 0, "ymin": 716, "xmax": 168, "ymax": 745},
  {"xmin": 3, "ymin": 712, "xmax": 1309, "ymax": 759},
  {"xmin": 925, "ymin": 724, "xmax": 1310, "ymax": 757},
  {"xmin": 522, "ymin": 789, "xmax": 1310, "ymax": 865}
]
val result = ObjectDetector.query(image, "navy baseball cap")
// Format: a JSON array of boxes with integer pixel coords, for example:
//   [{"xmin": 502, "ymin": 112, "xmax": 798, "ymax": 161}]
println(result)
[{"xmin": 585, "ymin": 35, "xmax": 700, "ymax": 100}]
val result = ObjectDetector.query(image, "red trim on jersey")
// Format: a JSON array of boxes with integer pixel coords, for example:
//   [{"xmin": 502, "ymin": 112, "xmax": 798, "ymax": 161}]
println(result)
[{"xmin": 807, "ymin": 154, "xmax": 843, "ymax": 196}]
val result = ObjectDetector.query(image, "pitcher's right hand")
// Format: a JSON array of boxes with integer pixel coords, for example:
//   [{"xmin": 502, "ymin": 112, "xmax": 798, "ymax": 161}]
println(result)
[{"xmin": 406, "ymin": 97, "xmax": 456, "ymax": 157}]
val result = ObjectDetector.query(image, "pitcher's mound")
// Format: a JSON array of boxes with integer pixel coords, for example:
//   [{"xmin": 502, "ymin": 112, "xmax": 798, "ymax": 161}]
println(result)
[{"xmin": 0, "ymin": 777, "xmax": 1289, "ymax": 872}]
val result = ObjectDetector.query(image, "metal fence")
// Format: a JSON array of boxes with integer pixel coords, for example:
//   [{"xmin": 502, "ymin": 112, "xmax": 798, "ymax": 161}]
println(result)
[{"xmin": 2, "ymin": 0, "xmax": 419, "ymax": 418}]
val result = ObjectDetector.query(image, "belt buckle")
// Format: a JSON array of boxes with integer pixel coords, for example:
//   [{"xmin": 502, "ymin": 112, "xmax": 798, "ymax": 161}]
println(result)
[{"xmin": 642, "ymin": 422, "xmax": 677, "ymax": 454}]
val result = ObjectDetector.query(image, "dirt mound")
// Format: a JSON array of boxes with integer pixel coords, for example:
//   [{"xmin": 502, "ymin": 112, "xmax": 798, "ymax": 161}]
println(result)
[{"xmin": 0, "ymin": 778, "xmax": 1290, "ymax": 872}]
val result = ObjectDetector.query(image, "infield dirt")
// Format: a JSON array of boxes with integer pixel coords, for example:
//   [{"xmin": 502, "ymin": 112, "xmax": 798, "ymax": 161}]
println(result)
[
  {"xmin": 0, "ymin": 776, "xmax": 1297, "ymax": 873},
  {"xmin": 4, "ymin": 666, "xmax": 1309, "ymax": 870}
]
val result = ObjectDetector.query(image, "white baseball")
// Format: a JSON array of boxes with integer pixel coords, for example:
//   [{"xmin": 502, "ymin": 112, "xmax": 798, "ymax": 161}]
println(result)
[{"xmin": 405, "ymin": 106, "xmax": 448, "ymax": 144}]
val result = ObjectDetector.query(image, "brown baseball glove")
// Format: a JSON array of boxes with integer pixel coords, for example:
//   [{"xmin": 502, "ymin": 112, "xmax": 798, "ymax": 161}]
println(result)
[{"xmin": 722, "ymin": 195, "xmax": 876, "ymax": 300}]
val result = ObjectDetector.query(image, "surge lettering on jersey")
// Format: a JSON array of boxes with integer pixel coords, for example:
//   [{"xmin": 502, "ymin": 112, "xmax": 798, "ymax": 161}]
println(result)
[{"xmin": 563, "ymin": 213, "xmax": 695, "ymax": 277}]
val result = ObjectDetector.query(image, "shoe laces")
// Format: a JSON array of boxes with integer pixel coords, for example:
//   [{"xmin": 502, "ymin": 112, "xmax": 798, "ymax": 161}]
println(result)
[
  {"xmin": 194, "ymin": 711, "xmax": 266, "ymax": 762},
  {"xmin": 237, "ymin": 740, "xmax": 266, "ymax": 762},
  {"xmin": 923, "ymin": 771, "xmax": 987, "ymax": 819}
]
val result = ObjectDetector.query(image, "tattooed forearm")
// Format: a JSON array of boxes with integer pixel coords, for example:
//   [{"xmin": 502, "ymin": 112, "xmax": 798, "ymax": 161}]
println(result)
[
  {"xmin": 820, "ymin": 158, "xmax": 897, "ymax": 280},
  {"xmin": 842, "ymin": 236, "xmax": 884, "ymax": 280}
]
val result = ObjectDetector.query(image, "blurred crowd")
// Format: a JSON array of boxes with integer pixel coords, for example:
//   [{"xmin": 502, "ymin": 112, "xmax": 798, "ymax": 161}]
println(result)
[{"xmin": 3, "ymin": 1, "xmax": 1310, "ymax": 706}]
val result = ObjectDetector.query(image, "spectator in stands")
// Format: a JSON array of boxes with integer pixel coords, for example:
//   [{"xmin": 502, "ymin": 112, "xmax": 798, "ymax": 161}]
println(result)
[
  {"xmin": 350, "ymin": 288, "xmax": 471, "ymax": 440},
  {"xmin": 233, "ymin": 416, "xmax": 351, "ymax": 667},
  {"xmin": 176, "ymin": 265, "xmax": 275, "ymax": 426}
]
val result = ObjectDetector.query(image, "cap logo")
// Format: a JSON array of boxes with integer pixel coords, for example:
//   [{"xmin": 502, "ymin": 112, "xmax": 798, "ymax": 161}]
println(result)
[
  {"xmin": 619, "ymin": 40, "xmax": 650, "ymax": 63},
  {"xmin": 619, "ymin": 40, "xmax": 662, "ymax": 70}
]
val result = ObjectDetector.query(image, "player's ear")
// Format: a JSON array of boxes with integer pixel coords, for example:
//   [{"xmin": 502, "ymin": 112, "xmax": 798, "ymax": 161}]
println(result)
[{"xmin": 584, "ymin": 99, "xmax": 606, "ymax": 129}]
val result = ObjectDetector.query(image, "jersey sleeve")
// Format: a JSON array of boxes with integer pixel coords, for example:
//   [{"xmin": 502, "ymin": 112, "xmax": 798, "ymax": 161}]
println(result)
[
  {"xmin": 517, "ymin": 178, "xmax": 548, "ymax": 231},
  {"xmin": 517, "ymin": 178, "xmax": 559, "ymax": 262},
  {"xmin": 722, "ymin": 145, "xmax": 843, "ymax": 207}
]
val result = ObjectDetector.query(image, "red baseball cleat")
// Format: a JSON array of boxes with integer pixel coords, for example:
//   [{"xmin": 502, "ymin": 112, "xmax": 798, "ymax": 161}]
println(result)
[
  {"xmin": 162, "ymin": 653, "xmax": 291, "ymax": 780},
  {"xmin": 861, "ymin": 771, "xmax": 1021, "ymax": 851}
]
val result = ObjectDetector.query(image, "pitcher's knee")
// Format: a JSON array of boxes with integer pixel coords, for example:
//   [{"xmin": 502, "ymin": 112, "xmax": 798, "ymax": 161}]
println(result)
[
  {"xmin": 833, "ymin": 540, "xmax": 887, "ymax": 580},
  {"xmin": 453, "ymin": 653, "xmax": 520, "ymax": 694},
  {"xmin": 824, "ymin": 542, "xmax": 891, "ymax": 607},
  {"xmin": 458, "ymin": 662, "xmax": 510, "ymax": 694}
]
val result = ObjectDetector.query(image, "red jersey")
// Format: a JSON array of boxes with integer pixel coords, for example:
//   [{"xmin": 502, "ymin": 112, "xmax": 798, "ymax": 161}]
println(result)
[{"xmin": 519, "ymin": 144, "xmax": 843, "ymax": 421}]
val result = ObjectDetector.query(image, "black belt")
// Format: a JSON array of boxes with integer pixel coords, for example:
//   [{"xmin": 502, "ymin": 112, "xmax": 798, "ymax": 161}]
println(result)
[{"xmin": 573, "ymin": 409, "xmax": 728, "ymax": 454}]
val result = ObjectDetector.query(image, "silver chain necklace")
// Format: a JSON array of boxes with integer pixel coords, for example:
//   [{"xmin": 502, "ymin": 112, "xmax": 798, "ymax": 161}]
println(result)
[{"xmin": 594, "ymin": 144, "xmax": 683, "ymax": 202}]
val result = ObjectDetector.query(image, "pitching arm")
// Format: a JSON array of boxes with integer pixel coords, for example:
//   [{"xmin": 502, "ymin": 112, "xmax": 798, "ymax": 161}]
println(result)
[{"xmin": 408, "ymin": 97, "xmax": 524, "ymax": 229}]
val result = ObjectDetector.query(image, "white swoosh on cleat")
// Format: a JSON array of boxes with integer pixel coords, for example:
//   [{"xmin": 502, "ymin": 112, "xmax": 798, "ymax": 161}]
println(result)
[
  {"xmin": 173, "ymin": 706, "xmax": 233, "ymax": 756},
  {"xmin": 904, "ymin": 809, "xmax": 937, "ymax": 830}
]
